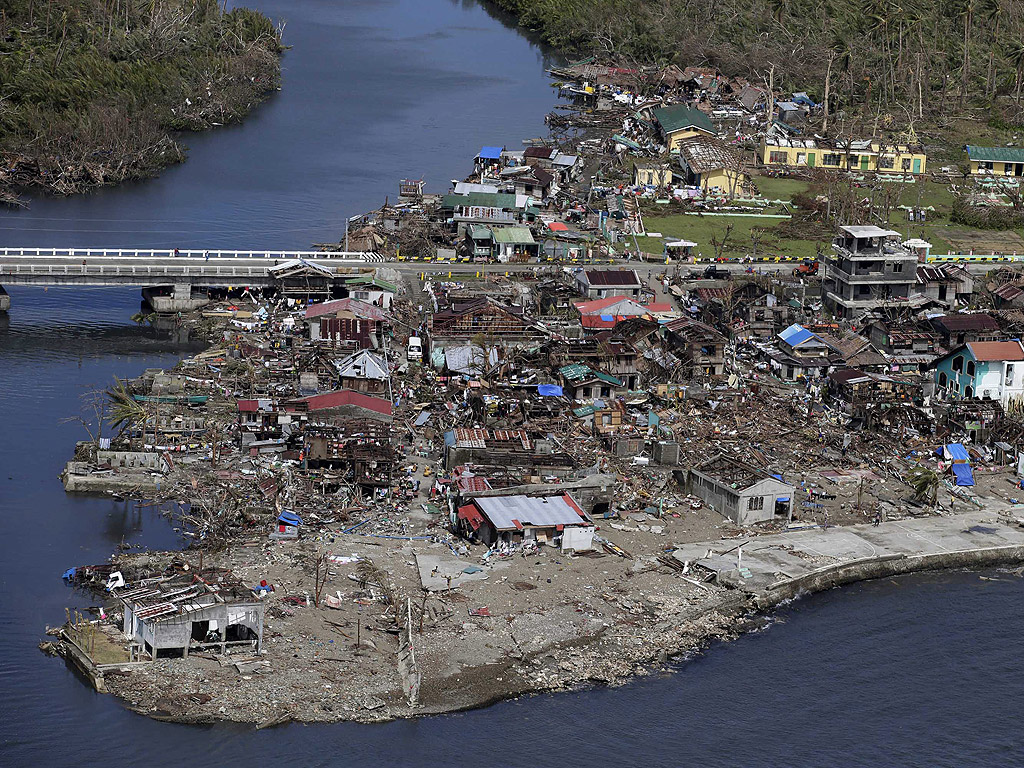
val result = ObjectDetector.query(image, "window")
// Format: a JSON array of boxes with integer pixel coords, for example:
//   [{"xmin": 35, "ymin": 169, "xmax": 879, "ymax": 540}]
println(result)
[
  {"xmin": 966, "ymin": 361, "xmax": 976, "ymax": 377},
  {"xmin": 769, "ymin": 150, "xmax": 788, "ymax": 164},
  {"xmin": 902, "ymin": 158, "xmax": 912, "ymax": 171},
  {"xmin": 848, "ymin": 155, "xmax": 860, "ymax": 167},
  {"xmin": 952, "ymin": 355, "xmax": 964, "ymax": 373},
  {"xmin": 821, "ymin": 153, "xmax": 842, "ymax": 166},
  {"xmin": 1007, "ymin": 364, "xmax": 1015, "ymax": 386},
  {"xmin": 795, "ymin": 152, "xmax": 807, "ymax": 165},
  {"xmin": 939, "ymin": 372, "xmax": 948, "ymax": 387},
  {"xmin": 747, "ymin": 496, "xmax": 764, "ymax": 511},
  {"xmin": 879, "ymin": 155, "xmax": 895, "ymax": 169},
  {"xmin": 892, "ymin": 262, "xmax": 904, "ymax": 273}
]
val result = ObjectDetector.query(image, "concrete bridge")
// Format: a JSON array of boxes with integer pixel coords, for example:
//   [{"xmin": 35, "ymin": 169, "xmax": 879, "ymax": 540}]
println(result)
[{"xmin": 0, "ymin": 248, "xmax": 386, "ymax": 312}]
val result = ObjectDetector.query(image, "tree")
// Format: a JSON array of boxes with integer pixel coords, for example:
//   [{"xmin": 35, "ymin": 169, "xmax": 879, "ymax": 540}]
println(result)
[
  {"xmin": 105, "ymin": 378, "xmax": 149, "ymax": 449},
  {"xmin": 908, "ymin": 466, "xmax": 940, "ymax": 508}
]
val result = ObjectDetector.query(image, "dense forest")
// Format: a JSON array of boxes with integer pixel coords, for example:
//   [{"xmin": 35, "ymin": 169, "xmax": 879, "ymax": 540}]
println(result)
[
  {"xmin": 0, "ymin": 0, "xmax": 282, "ymax": 201},
  {"xmin": 494, "ymin": 0, "xmax": 1024, "ymax": 122}
]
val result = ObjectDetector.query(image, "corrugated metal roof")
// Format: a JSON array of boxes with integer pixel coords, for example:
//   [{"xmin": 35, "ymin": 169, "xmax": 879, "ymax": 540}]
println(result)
[
  {"xmin": 473, "ymin": 494, "xmax": 587, "ymax": 530},
  {"xmin": 652, "ymin": 104, "xmax": 715, "ymax": 136},
  {"xmin": 967, "ymin": 340, "xmax": 1024, "ymax": 362},
  {"xmin": 967, "ymin": 145, "xmax": 1024, "ymax": 163},
  {"xmin": 492, "ymin": 227, "xmax": 536, "ymax": 244},
  {"xmin": 583, "ymin": 268, "xmax": 641, "ymax": 287},
  {"xmin": 778, "ymin": 323, "xmax": 814, "ymax": 345}
]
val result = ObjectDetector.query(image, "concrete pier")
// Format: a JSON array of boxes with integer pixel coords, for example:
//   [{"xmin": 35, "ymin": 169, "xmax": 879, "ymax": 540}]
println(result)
[
  {"xmin": 672, "ymin": 511, "xmax": 1024, "ymax": 606},
  {"xmin": 141, "ymin": 285, "xmax": 211, "ymax": 313},
  {"xmin": 0, "ymin": 285, "xmax": 9, "ymax": 312}
]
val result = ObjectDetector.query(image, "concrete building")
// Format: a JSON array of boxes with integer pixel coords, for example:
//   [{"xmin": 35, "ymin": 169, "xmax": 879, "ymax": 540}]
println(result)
[
  {"xmin": 687, "ymin": 454, "xmax": 794, "ymax": 525},
  {"xmin": 933, "ymin": 340, "xmax": 1024, "ymax": 407},
  {"xmin": 824, "ymin": 226, "xmax": 918, "ymax": 318},
  {"xmin": 760, "ymin": 135, "xmax": 927, "ymax": 174}
]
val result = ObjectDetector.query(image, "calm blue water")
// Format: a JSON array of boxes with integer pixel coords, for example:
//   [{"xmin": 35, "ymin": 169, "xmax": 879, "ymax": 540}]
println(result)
[{"xmin": 2, "ymin": 2, "xmax": 1024, "ymax": 766}]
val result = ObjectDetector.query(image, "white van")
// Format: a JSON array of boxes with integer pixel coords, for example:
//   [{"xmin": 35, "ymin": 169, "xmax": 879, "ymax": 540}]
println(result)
[{"xmin": 407, "ymin": 336, "xmax": 423, "ymax": 362}]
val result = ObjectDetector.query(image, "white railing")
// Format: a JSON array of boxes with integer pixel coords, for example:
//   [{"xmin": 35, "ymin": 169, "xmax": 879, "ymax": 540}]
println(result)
[{"xmin": 0, "ymin": 247, "xmax": 379, "ymax": 260}]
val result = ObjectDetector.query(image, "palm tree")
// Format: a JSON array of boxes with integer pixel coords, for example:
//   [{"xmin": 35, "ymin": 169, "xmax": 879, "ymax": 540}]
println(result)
[
  {"xmin": 908, "ymin": 466, "xmax": 940, "ymax": 508},
  {"xmin": 1008, "ymin": 39, "xmax": 1024, "ymax": 103},
  {"xmin": 105, "ymin": 378, "xmax": 150, "ymax": 450}
]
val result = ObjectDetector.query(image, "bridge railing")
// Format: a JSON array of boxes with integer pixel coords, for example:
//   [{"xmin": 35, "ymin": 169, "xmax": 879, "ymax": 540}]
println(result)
[
  {"xmin": 0, "ymin": 248, "xmax": 379, "ymax": 260},
  {"xmin": 0, "ymin": 263, "xmax": 288, "ymax": 277}
]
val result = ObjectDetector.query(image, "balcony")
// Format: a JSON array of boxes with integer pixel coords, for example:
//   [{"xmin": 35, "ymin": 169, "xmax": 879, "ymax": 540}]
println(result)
[{"xmin": 825, "ymin": 260, "xmax": 915, "ymax": 285}]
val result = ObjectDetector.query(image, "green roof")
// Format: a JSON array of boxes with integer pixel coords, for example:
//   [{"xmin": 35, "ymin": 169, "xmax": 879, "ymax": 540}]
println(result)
[
  {"xmin": 559, "ymin": 363, "xmax": 622, "ymax": 386},
  {"xmin": 344, "ymin": 274, "xmax": 397, "ymax": 293},
  {"xmin": 467, "ymin": 225, "xmax": 494, "ymax": 241},
  {"xmin": 967, "ymin": 145, "xmax": 1024, "ymax": 163},
  {"xmin": 491, "ymin": 227, "xmax": 536, "ymax": 244},
  {"xmin": 652, "ymin": 104, "xmax": 714, "ymax": 136}
]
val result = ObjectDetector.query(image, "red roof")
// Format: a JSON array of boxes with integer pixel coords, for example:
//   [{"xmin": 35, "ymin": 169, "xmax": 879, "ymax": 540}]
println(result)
[
  {"xmin": 457, "ymin": 476, "xmax": 493, "ymax": 492},
  {"xmin": 304, "ymin": 298, "xmax": 386, "ymax": 321},
  {"xmin": 547, "ymin": 222, "xmax": 569, "ymax": 231},
  {"xmin": 457, "ymin": 504, "xmax": 485, "ymax": 531},
  {"xmin": 644, "ymin": 302, "xmax": 673, "ymax": 313},
  {"xmin": 285, "ymin": 389, "xmax": 392, "ymax": 416},
  {"xmin": 967, "ymin": 341, "xmax": 1024, "ymax": 362},
  {"xmin": 237, "ymin": 400, "xmax": 258, "ymax": 412}
]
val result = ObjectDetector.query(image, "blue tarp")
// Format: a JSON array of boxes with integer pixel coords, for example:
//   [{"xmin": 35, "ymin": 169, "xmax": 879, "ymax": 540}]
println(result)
[
  {"xmin": 944, "ymin": 443, "xmax": 970, "ymax": 462},
  {"xmin": 952, "ymin": 463, "xmax": 975, "ymax": 487},
  {"xmin": 478, "ymin": 146, "xmax": 504, "ymax": 160},
  {"xmin": 537, "ymin": 384, "xmax": 563, "ymax": 397},
  {"xmin": 278, "ymin": 511, "xmax": 304, "ymax": 526}
]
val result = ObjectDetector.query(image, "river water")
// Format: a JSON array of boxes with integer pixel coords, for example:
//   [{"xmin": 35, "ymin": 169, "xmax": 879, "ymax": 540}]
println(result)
[{"xmin": 2, "ymin": 2, "xmax": 1024, "ymax": 766}]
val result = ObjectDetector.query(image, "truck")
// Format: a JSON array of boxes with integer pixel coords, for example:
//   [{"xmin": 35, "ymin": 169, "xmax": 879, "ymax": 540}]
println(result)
[
  {"xmin": 407, "ymin": 336, "xmax": 423, "ymax": 362},
  {"xmin": 792, "ymin": 260, "xmax": 819, "ymax": 276}
]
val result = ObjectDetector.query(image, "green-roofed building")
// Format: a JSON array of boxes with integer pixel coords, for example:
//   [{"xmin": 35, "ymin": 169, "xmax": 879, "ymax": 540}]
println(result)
[
  {"xmin": 967, "ymin": 145, "xmax": 1024, "ymax": 178},
  {"xmin": 651, "ymin": 103, "xmax": 716, "ymax": 151},
  {"xmin": 491, "ymin": 226, "xmax": 539, "ymax": 262},
  {"xmin": 343, "ymin": 273, "xmax": 397, "ymax": 309}
]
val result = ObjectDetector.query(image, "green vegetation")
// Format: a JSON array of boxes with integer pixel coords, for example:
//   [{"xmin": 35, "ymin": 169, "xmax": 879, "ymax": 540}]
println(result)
[
  {"xmin": 0, "ymin": 0, "xmax": 282, "ymax": 202},
  {"xmin": 495, "ymin": 0, "xmax": 1024, "ymax": 126},
  {"xmin": 634, "ymin": 213, "xmax": 823, "ymax": 261}
]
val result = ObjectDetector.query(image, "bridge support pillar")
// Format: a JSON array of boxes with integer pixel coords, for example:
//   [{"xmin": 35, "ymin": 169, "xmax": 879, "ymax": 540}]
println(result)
[
  {"xmin": 142, "ymin": 284, "xmax": 210, "ymax": 314},
  {"xmin": 0, "ymin": 285, "xmax": 9, "ymax": 312}
]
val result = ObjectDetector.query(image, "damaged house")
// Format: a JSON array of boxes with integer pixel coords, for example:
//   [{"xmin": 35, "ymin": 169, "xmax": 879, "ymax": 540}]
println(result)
[
  {"xmin": 455, "ymin": 493, "xmax": 592, "ymax": 548},
  {"xmin": 687, "ymin": 454, "xmax": 794, "ymax": 526},
  {"xmin": 114, "ymin": 569, "xmax": 264, "ymax": 659}
]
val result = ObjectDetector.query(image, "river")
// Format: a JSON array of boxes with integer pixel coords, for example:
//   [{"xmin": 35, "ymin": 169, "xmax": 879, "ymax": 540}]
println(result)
[{"xmin": 2, "ymin": 2, "xmax": 1024, "ymax": 766}]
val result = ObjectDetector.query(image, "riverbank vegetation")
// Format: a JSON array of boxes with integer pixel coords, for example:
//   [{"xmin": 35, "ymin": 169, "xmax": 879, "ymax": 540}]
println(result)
[
  {"xmin": 494, "ymin": 0, "xmax": 1024, "ymax": 126},
  {"xmin": 0, "ymin": 0, "xmax": 283, "ymax": 203}
]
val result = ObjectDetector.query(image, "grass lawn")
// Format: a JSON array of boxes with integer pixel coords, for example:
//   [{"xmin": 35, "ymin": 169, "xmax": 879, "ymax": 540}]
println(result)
[
  {"xmin": 635, "ymin": 212, "xmax": 823, "ymax": 261},
  {"xmin": 750, "ymin": 174, "xmax": 811, "ymax": 201}
]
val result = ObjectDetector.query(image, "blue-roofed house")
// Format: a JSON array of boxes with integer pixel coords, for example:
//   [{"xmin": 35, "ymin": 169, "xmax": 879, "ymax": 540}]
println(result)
[
  {"xmin": 474, "ymin": 146, "xmax": 506, "ymax": 175},
  {"xmin": 767, "ymin": 324, "xmax": 840, "ymax": 380}
]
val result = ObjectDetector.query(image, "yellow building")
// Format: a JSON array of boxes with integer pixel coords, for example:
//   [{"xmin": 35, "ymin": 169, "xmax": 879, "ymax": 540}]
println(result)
[
  {"xmin": 632, "ymin": 162, "xmax": 673, "ymax": 187},
  {"xmin": 651, "ymin": 104, "xmax": 716, "ymax": 151},
  {"xmin": 966, "ymin": 146, "xmax": 1024, "ymax": 177},
  {"xmin": 677, "ymin": 137, "xmax": 748, "ymax": 198},
  {"xmin": 760, "ymin": 136, "xmax": 927, "ymax": 174}
]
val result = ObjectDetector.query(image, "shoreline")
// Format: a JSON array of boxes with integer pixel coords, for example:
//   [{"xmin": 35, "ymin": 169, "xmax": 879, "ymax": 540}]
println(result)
[{"xmin": 66, "ymin": 509, "xmax": 1024, "ymax": 726}]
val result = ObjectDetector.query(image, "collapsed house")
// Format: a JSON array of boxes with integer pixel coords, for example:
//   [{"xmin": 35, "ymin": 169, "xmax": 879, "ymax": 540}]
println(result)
[{"xmin": 114, "ymin": 570, "xmax": 264, "ymax": 659}]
